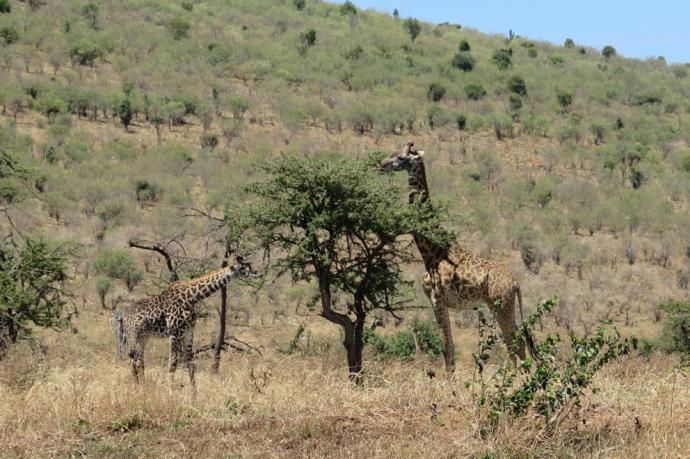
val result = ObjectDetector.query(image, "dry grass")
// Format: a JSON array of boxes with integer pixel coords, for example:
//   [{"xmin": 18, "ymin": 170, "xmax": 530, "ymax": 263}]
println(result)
[{"xmin": 1, "ymin": 307, "xmax": 688, "ymax": 459}]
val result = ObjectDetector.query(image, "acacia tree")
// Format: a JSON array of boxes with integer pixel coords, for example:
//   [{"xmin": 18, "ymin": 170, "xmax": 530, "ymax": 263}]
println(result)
[
  {"xmin": 0, "ymin": 147, "xmax": 72, "ymax": 356},
  {"xmin": 226, "ymin": 153, "xmax": 452, "ymax": 381}
]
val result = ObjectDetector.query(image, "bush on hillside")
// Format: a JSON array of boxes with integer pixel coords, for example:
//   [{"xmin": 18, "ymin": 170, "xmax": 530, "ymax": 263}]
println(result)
[
  {"xmin": 507, "ymin": 75, "xmax": 527, "ymax": 96},
  {"xmin": 465, "ymin": 83, "xmax": 486, "ymax": 100},
  {"xmin": 656, "ymin": 302, "xmax": 690, "ymax": 354},
  {"xmin": 602, "ymin": 45, "xmax": 617, "ymax": 59},
  {"xmin": 427, "ymin": 83, "xmax": 446, "ymax": 102},
  {"xmin": 169, "ymin": 16, "xmax": 190, "ymax": 40},
  {"xmin": 69, "ymin": 41, "xmax": 104, "ymax": 66},
  {"xmin": 0, "ymin": 26, "xmax": 18, "ymax": 45},
  {"xmin": 293, "ymin": 0, "xmax": 306, "ymax": 11},
  {"xmin": 458, "ymin": 38, "xmax": 471, "ymax": 51},
  {"xmin": 92, "ymin": 249, "xmax": 143, "ymax": 292},
  {"xmin": 492, "ymin": 48, "xmax": 512, "ymax": 69},
  {"xmin": 0, "ymin": 0, "xmax": 10, "ymax": 13},
  {"xmin": 403, "ymin": 18, "xmax": 421, "ymax": 41},
  {"xmin": 451, "ymin": 52, "xmax": 475, "ymax": 71}
]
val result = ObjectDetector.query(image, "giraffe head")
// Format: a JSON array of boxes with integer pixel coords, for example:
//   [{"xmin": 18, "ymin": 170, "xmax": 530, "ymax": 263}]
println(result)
[
  {"xmin": 379, "ymin": 141, "xmax": 425, "ymax": 174},
  {"xmin": 232, "ymin": 256, "xmax": 259, "ymax": 280}
]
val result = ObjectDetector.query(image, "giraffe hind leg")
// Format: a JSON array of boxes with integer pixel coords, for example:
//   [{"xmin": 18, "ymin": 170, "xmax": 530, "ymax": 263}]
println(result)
[
  {"xmin": 495, "ymin": 297, "xmax": 525, "ymax": 365},
  {"xmin": 168, "ymin": 335, "xmax": 181, "ymax": 385},
  {"xmin": 129, "ymin": 334, "xmax": 145, "ymax": 384}
]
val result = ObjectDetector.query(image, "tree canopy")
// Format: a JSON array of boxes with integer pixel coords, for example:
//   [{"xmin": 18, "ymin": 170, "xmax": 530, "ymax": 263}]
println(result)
[{"xmin": 226, "ymin": 153, "xmax": 453, "ymax": 378}]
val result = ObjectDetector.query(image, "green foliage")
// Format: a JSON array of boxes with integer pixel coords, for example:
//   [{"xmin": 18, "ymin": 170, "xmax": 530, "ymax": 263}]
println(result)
[
  {"xmin": 364, "ymin": 318, "xmax": 443, "ymax": 359},
  {"xmin": 602, "ymin": 45, "xmax": 617, "ymax": 59},
  {"xmin": 0, "ymin": 239, "xmax": 71, "ymax": 351},
  {"xmin": 300, "ymin": 29, "xmax": 317, "ymax": 48},
  {"xmin": 81, "ymin": 2, "xmax": 99, "ymax": 29},
  {"xmin": 491, "ymin": 49, "xmax": 512, "ymax": 70},
  {"xmin": 293, "ymin": 0, "xmax": 306, "ymax": 11},
  {"xmin": 199, "ymin": 132, "xmax": 219, "ymax": 150},
  {"xmin": 564, "ymin": 38, "xmax": 575, "ymax": 48},
  {"xmin": 507, "ymin": 75, "xmax": 527, "ymax": 96},
  {"xmin": 427, "ymin": 83, "xmax": 446, "ymax": 102},
  {"xmin": 92, "ymin": 249, "xmax": 143, "ymax": 292},
  {"xmin": 469, "ymin": 297, "xmax": 637, "ymax": 432},
  {"xmin": 458, "ymin": 38, "xmax": 471, "ymax": 51},
  {"xmin": 465, "ymin": 83, "xmax": 487, "ymax": 100},
  {"xmin": 656, "ymin": 302, "xmax": 690, "ymax": 354},
  {"xmin": 181, "ymin": 0, "xmax": 194, "ymax": 11},
  {"xmin": 117, "ymin": 99, "xmax": 133, "ymax": 131},
  {"xmin": 168, "ymin": 16, "xmax": 190, "ymax": 40},
  {"xmin": 456, "ymin": 113, "xmax": 466, "ymax": 131},
  {"xmin": 0, "ymin": 26, "xmax": 18, "ymax": 45},
  {"xmin": 69, "ymin": 40, "xmax": 104, "ymax": 66},
  {"xmin": 556, "ymin": 90, "xmax": 573, "ymax": 110},
  {"xmin": 451, "ymin": 52, "xmax": 475, "ymax": 71},
  {"xmin": 0, "ymin": 0, "xmax": 9, "ymax": 13},
  {"xmin": 340, "ymin": 1, "xmax": 357, "ymax": 16},
  {"xmin": 134, "ymin": 180, "xmax": 160, "ymax": 206},
  {"xmin": 403, "ymin": 18, "xmax": 421, "ymax": 41},
  {"xmin": 95, "ymin": 275, "xmax": 113, "ymax": 309}
]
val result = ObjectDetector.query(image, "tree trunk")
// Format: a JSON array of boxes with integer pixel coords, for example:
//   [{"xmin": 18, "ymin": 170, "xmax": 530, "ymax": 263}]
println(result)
[
  {"xmin": 212, "ymin": 283, "xmax": 228, "ymax": 373},
  {"xmin": 343, "ymin": 313, "xmax": 365, "ymax": 384}
]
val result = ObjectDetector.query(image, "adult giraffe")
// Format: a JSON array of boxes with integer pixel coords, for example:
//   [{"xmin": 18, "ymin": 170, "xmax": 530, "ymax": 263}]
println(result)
[{"xmin": 380, "ymin": 142, "xmax": 531, "ymax": 373}]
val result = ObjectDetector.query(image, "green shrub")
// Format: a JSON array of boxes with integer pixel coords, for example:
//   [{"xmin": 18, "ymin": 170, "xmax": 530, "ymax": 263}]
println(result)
[
  {"xmin": 549, "ymin": 55, "xmax": 564, "ymax": 65},
  {"xmin": 469, "ymin": 297, "xmax": 637, "ymax": 432},
  {"xmin": 656, "ymin": 302, "xmax": 690, "ymax": 354},
  {"xmin": 456, "ymin": 113, "xmax": 466, "ymax": 130},
  {"xmin": 564, "ymin": 38, "xmax": 575, "ymax": 48},
  {"xmin": 364, "ymin": 318, "xmax": 443, "ymax": 359},
  {"xmin": 344, "ymin": 45, "xmax": 364, "ymax": 61},
  {"xmin": 527, "ymin": 47, "xmax": 538, "ymax": 58},
  {"xmin": 95, "ymin": 275, "xmax": 113, "ymax": 309},
  {"xmin": 200, "ymin": 133, "xmax": 219, "ymax": 150},
  {"xmin": 181, "ymin": 0, "xmax": 193, "ymax": 11},
  {"xmin": 491, "ymin": 48, "xmax": 512, "ymax": 70},
  {"xmin": 169, "ymin": 16, "xmax": 190, "ymax": 40},
  {"xmin": 509, "ymin": 94, "xmax": 522, "ymax": 111},
  {"xmin": 340, "ymin": 1, "xmax": 357, "ymax": 15},
  {"xmin": 293, "ymin": 0, "xmax": 306, "ymax": 11},
  {"xmin": 0, "ymin": 26, "xmax": 18, "ymax": 45},
  {"xmin": 300, "ymin": 29, "xmax": 316, "ymax": 47},
  {"xmin": 556, "ymin": 90, "xmax": 573, "ymax": 110},
  {"xmin": 465, "ymin": 83, "xmax": 486, "ymax": 100},
  {"xmin": 0, "ymin": 0, "xmax": 10, "ymax": 13},
  {"xmin": 507, "ymin": 75, "xmax": 527, "ymax": 96},
  {"xmin": 427, "ymin": 83, "xmax": 446, "ymax": 102},
  {"xmin": 458, "ymin": 38, "xmax": 471, "ymax": 51},
  {"xmin": 602, "ymin": 45, "xmax": 617, "ymax": 59},
  {"xmin": 451, "ymin": 52, "xmax": 475, "ymax": 71},
  {"xmin": 117, "ymin": 99, "xmax": 132, "ymax": 131},
  {"xmin": 134, "ymin": 180, "xmax": 160, "ymax": 206},
  {"xmin": 492, "ymin": 115, "xmax": 513, "ymax": 140},
  {"xmin": 81, "ymin": 2, "xmax": 99, "ymax": 29},
  {"xmin": 403, "ymin": 18, "xmax": 421, "ymax": 41},
  {"xmin": 69, "ymin": 41, "xmax": 104, "ymax": 66},
  {"xmin": 92, "ymin": 249, "xmax": 143, "ymax": 292}
]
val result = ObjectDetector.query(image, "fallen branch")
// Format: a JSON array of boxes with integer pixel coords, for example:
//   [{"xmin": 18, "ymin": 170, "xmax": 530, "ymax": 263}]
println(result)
[{"xmin": 195, "ymin": 336, "xmax": 263, "ymax": 357}]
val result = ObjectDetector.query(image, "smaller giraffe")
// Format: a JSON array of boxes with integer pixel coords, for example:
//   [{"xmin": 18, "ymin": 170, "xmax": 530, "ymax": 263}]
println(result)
[{"xmin": 120, "ymin": 260, "xmax": 257, "ymax": 389}]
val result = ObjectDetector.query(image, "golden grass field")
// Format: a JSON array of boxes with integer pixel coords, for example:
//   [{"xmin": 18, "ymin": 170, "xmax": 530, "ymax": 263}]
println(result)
[{"xmin": 0, "ymin": 304, "xmax": 688, "ymax": 459}]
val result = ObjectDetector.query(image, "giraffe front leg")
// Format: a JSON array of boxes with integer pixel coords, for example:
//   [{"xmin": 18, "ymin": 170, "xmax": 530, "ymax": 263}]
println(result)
[
  {"xmin": 181, "ymin": 329, "xmax": 196, "ymax": 393},
  {"xmin": 430, "ymin": 292, "xmax": 456, "ymax": 375}
]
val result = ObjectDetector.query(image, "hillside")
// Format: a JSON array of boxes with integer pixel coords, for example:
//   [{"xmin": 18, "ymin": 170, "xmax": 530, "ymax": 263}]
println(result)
[{"xmin": 0, "ymin": 0, "xmax": 689, "ymax": 457}]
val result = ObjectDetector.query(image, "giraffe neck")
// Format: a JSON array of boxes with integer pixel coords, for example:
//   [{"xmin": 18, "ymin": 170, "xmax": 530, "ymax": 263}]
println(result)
[
  {"xmin": 172, "ymin": 266, "xmax": 237, "ymax": 305},
  {"xmin": 407, "ymin": 161, "xmax": 448, "ymax": 270}
]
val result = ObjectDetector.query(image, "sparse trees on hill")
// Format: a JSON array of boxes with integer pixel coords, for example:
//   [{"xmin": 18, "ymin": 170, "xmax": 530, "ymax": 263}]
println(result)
[
  {"xmin": 403, "ymin": 18, "xmax": 421, "ymax": 41},
  {"xmin": 117, "ymin": 98, "xmax": 133, "ymax": 131},
  {"xmin": 81, "ymin": 3, "xmax": 99, "ymax": 30},
  {"xmin": 492, "ymin": 48, "xmax": 512, "ymax": 69},
  {"xmin": 169, "ymin": 16, "xmax": 190, "ymax": 40},
  {"xmin": 602, "ymin": 45, "xmax": 617, "ymax": 59}
]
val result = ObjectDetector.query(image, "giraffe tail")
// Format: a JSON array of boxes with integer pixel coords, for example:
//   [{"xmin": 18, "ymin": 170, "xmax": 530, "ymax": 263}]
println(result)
[
  {"xmin": 516, "ymin": 287, "xmax": 538, "ymax": 360},
  {"xmin": 110, "ymin": 309, "xmax": 128, "ymax": 360}
]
